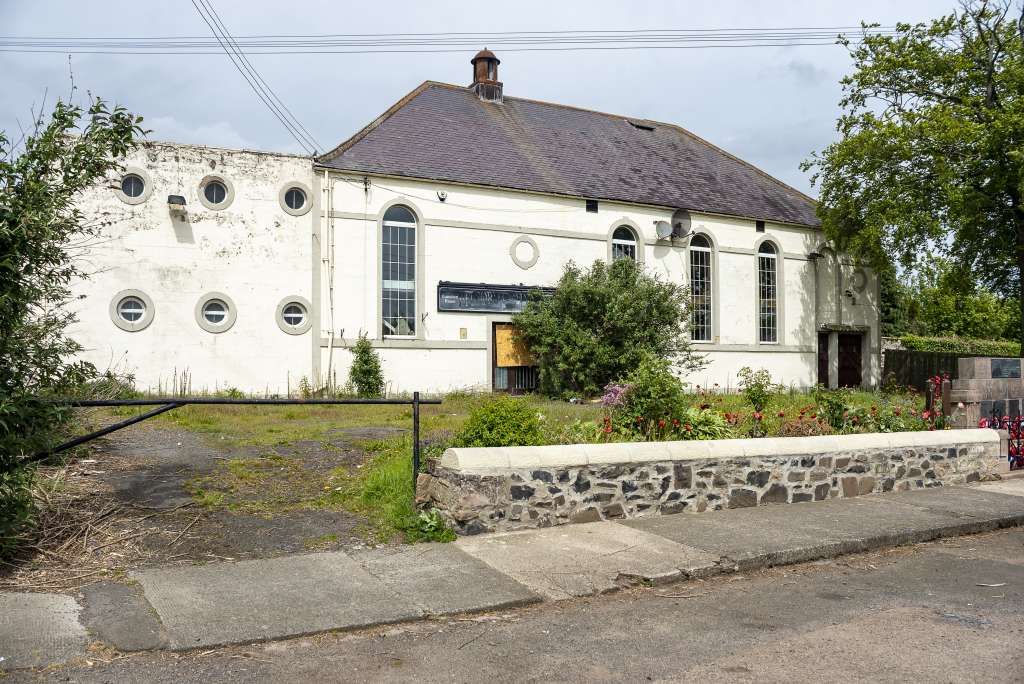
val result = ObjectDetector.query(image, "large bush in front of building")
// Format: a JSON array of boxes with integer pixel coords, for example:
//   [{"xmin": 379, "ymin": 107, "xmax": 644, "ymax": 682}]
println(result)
[
  {"xmin": 0, "ymin": 98, "xmax": 144, "ymax": 557},
  {"xmin": 514, "ymin": 259, "xmax": 705, "ymax": 398}
]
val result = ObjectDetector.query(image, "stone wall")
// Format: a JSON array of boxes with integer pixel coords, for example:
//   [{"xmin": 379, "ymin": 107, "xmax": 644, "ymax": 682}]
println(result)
[{"xmin": 416, "ymin": 430, "xmax": 1002, "ymax": 535}]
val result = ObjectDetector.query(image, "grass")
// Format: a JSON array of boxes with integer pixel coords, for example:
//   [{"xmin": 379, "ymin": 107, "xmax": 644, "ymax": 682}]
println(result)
[{"xmin": 96, "ymin": 388, "xmax": 925, "ymax": 544}]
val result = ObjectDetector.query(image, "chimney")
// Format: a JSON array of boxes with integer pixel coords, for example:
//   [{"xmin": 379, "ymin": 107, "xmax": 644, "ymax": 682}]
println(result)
[{"xmin": 470, "ymin": 48, "xmax": 502, "ymax": 103}]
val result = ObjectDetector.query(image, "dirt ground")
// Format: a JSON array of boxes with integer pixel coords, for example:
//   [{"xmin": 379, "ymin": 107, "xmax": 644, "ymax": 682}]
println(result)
[{"xmin": 0, "ymin": 423, "xmax": 406, "ymax": 595}]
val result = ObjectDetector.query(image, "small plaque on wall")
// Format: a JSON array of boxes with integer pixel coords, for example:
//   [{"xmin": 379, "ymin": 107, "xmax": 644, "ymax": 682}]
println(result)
[
  {"xmin": 991, "ymin": 358, "xmax": 1022, "ymax": 379},
  {"xmin": 437, "ymin": 281, "xmax": 554, "ymax": 314}
]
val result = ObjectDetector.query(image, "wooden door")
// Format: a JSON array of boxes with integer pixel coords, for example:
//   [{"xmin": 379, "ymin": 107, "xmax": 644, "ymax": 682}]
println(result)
[
  {"xmin": 837, "ymin": 333, "xmax": 863, "ymax": 388},
  {"xmin": 817, "ymin": 332, "xmax": 830, "ymax": 388}
]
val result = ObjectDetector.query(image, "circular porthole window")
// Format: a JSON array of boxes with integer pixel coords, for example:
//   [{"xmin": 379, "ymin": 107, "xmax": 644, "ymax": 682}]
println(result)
[
  {"xmin": 202, "ymin": 299, "xmax": 228, "ymax": 324},
  {"xmin": 276, "ymin": 296, "xmax": 312, "ymax": 334},
  {"xmin": 121, "ymin": 174, "xmax": 145, "ymax": 198},
  {"xmin": 279, "ymin": 182, "xmax": 312, "ymax": 216},
  {"xmin": 195, "ymin": 292, "xmax": 237, "ymax": 333},
  {"xmin": 115, "ymin": 167, "xmax": 153, "ymax": 205},
  {"xmin": 118, "ymin": 296, "xmax": 146, "ymax": 322},
  {"xmin": 109, "ymin": 289, "xmax": 154, "ymax": 332},
  {"xmin": 198, "ymin": 175, "xmax": 234, "ymax": 210}
]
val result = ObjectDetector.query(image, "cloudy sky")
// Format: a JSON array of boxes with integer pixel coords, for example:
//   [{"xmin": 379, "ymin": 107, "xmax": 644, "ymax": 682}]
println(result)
[{"xmin": 2, "ymin": 0, "xmax": 953, "ymax": 195}]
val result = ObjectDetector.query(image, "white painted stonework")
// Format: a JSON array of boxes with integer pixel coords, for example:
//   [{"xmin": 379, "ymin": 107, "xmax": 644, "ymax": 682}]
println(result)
[{"xmin": 69, "ymin": 140, "xmax": 880, "ymax": 395}]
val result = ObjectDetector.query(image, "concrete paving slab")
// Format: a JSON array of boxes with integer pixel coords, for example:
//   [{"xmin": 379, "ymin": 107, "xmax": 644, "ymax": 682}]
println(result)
[
  {"xmin": 80, "ymin": 581, "xmax": 168, "ymax": 652},
  {"xmin": 889, "ymin": 486, "xmax": 1024, "ymax": 524},
  {"xmin": 354, "ymin": 544, "xmax": 542, "ymax": 616},
  {"xmin": 623, "ymin": 503, "xmax": 849, "ymax": 571},
  {"xmin": 455, "ymin": 521, "xmax": 720, "ymax": 601},
  {"xmin": 0, "ymin": 592, "xmax": 88, "ymax": 670},
  {"xmin": 975, "ymin": 478, "xmax": 1024, "ymax": 498},
  {"xmin": 625, "ymin": 496, "xmax": 983, "ymax": 570},
  {"xmin": 132, "ymin": 552, "xmax": 421, "ymax": 649}
]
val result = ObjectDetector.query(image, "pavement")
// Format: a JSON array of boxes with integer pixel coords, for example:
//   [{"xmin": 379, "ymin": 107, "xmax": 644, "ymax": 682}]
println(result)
[{"xmin": 3, "ymin": 478, "xmax": 1024, "ymax": 673}]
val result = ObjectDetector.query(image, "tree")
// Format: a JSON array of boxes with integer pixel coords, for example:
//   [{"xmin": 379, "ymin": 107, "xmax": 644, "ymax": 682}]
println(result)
[
  {"xmin": 804, "ymin": 1, "xmax": 1024, "ymax": 354},
  {"xmin": 513, "ymin": 258, "xmax": 705, "ymax": 398},
  {"xmin": 348, "ymin": 333, "xmax": 385, "ymax": 397},
  {"xmin": 1, "ymin": 97, "xmax": 144, "ymax": 555}
]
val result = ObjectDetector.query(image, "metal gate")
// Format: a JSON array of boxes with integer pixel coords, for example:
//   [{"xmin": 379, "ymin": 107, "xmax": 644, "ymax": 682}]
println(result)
[{"xmin": 26, "ymin": 394, "xmax": 442, "ymax": 489}]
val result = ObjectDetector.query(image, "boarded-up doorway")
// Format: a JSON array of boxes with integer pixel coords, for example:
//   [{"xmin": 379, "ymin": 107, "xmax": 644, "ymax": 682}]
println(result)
[{"xmin": 492, "ymin": 323, "xmax": 538, "ymax": 393}]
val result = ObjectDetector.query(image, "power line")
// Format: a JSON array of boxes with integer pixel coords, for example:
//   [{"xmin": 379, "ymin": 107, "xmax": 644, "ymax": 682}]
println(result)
[
  {"xmin": 190, "ymin": 0, "xmax": 320, "ymax": 154},
  {"xmin": 195, "ymin": 0, "xmax": 322, "ymax": 152},
  {"xmin": 0, "ymin": 26, "xmax": 898, "ymax": 54}
]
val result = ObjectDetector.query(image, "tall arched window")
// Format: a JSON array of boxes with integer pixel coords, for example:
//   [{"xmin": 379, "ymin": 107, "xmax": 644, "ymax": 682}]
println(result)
[
  {"xmin": 757, "ymin": 242, "xmax": 778, "ymax": 343},
  {"xmin": 382, "ymin": 205, "xmax": 417, "ymax": 337},
  {"xmin": 611, "ymin": 226, "xmax": 638, "ymax": 262},
  {"xmin": 689, "ymin": 234, "xmax": 712, "ymax": 342}
]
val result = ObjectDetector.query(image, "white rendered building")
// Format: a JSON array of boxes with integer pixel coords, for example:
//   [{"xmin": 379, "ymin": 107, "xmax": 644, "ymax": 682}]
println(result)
[{"xmin": 70, "ymin": 50, "xmax": 879, "ymax": 395}]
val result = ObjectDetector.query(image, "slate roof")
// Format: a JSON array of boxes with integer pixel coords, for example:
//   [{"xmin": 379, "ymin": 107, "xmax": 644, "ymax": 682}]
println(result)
[{"xmin": 318, "ymin": 82, "xmax": 819, "ymax": 227}]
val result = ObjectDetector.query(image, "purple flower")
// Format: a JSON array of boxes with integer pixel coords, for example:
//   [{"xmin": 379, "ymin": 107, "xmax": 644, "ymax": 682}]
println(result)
[{"xmin": 600, "ymin": 382, "xmax": 632, "ymax": 408}]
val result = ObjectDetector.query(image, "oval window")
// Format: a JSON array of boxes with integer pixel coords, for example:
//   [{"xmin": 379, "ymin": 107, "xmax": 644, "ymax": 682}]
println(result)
[
  {"xmin": 284, "ymin": 187, "xmax": 306, "ymax": 211},
  {"xmin": 117, "ymin": 296, "xmax": 146, "ymax": 322},
  {"xmin": 121, "ymin": 174, "xmax": 145, "ymax": 198},
  {"xmin": 204, "ymin": 180, "xmax": 227, "ymax": 205},
  {"xmin": 202, "ymin": 299, "xmax": 228, "ymax": 325}
]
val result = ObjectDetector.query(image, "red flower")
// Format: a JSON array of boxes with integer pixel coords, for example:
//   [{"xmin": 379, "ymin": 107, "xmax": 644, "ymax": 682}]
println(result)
[
  {"xmin": 658, "ymin": 419, "xmax": 666, "ymax": 429},
  {"xmin": 922, "ymin": 410, "xmax": 931, "ymax": 420},
  {"xmin": 777, "ymin": 410, "xmax": 785, "ymax": 418},
  {"xmin": 672, "ymin": 418, "xmax": 680, "ymax": 428},
  {"xmin": 810, "ymin": 413, "xmax": 817, "ymax": 420},
  {"xmin": 894, "ymin": 407, "xmax": 902, "ymax": 417},
  {"xmin": 636, "ymin": 416, "xmax": 643, "ymax": 424},
  {"xmin": 753, "ymin": 411, "xmax": 763, "ymax": 421},
  {"xmin": 684, "ymin": 423, "xmax": 693, "ymax": 432},
  {"xmin": 851, "ymin": 415, "xmax": 859, "ymax": 424}
]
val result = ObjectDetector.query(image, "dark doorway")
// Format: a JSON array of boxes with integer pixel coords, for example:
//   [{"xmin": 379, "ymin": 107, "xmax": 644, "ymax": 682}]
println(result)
[
  {"xmin": 817, "ymin": 332, "xmax": 830, "ymax": 388},
  {"xmin": 837, "ymin": 333, "xmax": 863, "ymax": 387}
]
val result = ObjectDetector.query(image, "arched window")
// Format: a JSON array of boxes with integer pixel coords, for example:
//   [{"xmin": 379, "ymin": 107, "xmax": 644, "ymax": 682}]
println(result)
[
  {"xmin": 382, "ymin": 205, "xmax": 417, "ymax": 337},
  {"xmin": 689, "ymin": 234, "xmax": 712, "ymax": 342},
  {"xmin": 611, "ymin": 226, "xmax": 638, "ymax": 262},
  {"xmin": 757, "ymin": 242, "xmax": 778, "ymax": 343}
]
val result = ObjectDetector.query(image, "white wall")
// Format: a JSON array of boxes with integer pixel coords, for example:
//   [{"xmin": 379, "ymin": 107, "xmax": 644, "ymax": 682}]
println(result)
[
  {"xmin": 68, "ymin": 143, "xmax": 880, "ymax": 396},
  {"xmin": 319, "ymin": 173, "xmax": 879, "ymax": 393},
  {"xmin": 69, "ymin": 142, "xmax": 315, "ymax": 394}
]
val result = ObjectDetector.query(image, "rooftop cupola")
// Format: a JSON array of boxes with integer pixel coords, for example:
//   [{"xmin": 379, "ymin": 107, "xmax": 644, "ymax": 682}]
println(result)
[{"xmin": 470, "ymin": 48, "xmax": 503, "ymax": 103}]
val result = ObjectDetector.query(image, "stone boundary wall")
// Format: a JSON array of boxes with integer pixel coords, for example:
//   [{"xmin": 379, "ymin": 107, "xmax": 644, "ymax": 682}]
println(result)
[{"xmin": 416, "ymin": 430, "xmax": 1002, "ymax": 535}]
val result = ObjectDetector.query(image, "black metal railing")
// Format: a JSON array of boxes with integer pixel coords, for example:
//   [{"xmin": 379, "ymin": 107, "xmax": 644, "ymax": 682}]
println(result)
[
  {"xmin": 981, "ymin": 409, "xmax": 1024, "ymax": 471},
  {"xmin": 27, "ymin": 394, "xmax": 442, "ymax": 489}
]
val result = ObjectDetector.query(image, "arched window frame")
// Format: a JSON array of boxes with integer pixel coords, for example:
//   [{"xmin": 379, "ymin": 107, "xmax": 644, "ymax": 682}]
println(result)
[
  {"xmin": 378, "ymin": 200, "xmax": 424, "ymax": 340},
  {"xmin": 754, "ymin": 237, "xmax": 784, "ymax": 345},
  {"xmin": 606, "ymin": 219, "xmax": 644, "ymax": 264},
  {"xmin": 688, "ymin": 233, "xmax": 715, "ymax": 343}
]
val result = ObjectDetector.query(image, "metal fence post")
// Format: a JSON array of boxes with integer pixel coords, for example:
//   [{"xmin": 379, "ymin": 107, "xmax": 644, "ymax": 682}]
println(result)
[{"xmin": 412, "ymin": 391, "xmax": 421, "ymax": 494}]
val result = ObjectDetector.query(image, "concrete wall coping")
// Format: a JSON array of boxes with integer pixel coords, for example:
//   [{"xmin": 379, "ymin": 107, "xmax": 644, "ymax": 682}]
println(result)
[{"xmin": 439, "ymin": 429, "xmax": 1000, "ymax": 473}]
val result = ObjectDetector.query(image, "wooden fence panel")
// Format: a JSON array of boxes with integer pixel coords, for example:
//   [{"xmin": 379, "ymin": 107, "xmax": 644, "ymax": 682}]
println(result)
[{"xmin": 882, "ymin": 349, "xmax": 976, "ymax": 393}]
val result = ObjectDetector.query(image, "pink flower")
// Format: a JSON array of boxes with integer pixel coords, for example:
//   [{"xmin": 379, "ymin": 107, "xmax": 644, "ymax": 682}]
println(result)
[{"xmin": 753, "ymin": 411, "xmax": 763, "ymax": 421}]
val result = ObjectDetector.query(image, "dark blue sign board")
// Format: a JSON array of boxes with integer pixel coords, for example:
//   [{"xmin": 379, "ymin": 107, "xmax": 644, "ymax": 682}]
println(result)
[
  {"xmin": 437, "ymin": 281, "xmax": 555, "ymax": 314},
  {"xmin": 991, "ymin": 358, "xmax": 1022, "ymax": 379}
]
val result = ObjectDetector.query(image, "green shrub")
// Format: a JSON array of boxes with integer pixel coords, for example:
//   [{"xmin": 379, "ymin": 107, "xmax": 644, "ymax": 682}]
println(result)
[
  {"xmin": 898, "ymin": 335, "xmax": 1020, "ymax": 357},
  {"xmin": 513, "ymin": 258, "xmax": 706, "ymax": 398},
  {"xmin": 736, "ymin": 367, "xmax": 780, "ymax": 413},
  {"xmin": 0, "ymin": 463, "xmax": 35, "ymax": 558},
  {"xmin": 348, "ymin": 333, "xmax": 385, "ymax": 397},
  {"xmin": 453, "ymin": 396, "xmax": 544, "ymax": 448},
  {"xmin": 616, "ymin": 353, "xmax": 687, "ymax": 424}
]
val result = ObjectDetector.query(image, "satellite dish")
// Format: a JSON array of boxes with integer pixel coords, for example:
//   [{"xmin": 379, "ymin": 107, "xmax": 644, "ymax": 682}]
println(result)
[
  {"xmin": 654, "ymin": 221, "xmax": 673, "ymax": 240},
  {"xmin": 671, "ymin": 208, "xmax": 692, "ymax": 239}
]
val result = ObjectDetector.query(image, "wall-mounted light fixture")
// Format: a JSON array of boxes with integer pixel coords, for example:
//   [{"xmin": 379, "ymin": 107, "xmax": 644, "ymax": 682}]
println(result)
[{"xmin": 168, "ymin": 194, "xmax": 187, "ymax": 215}]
